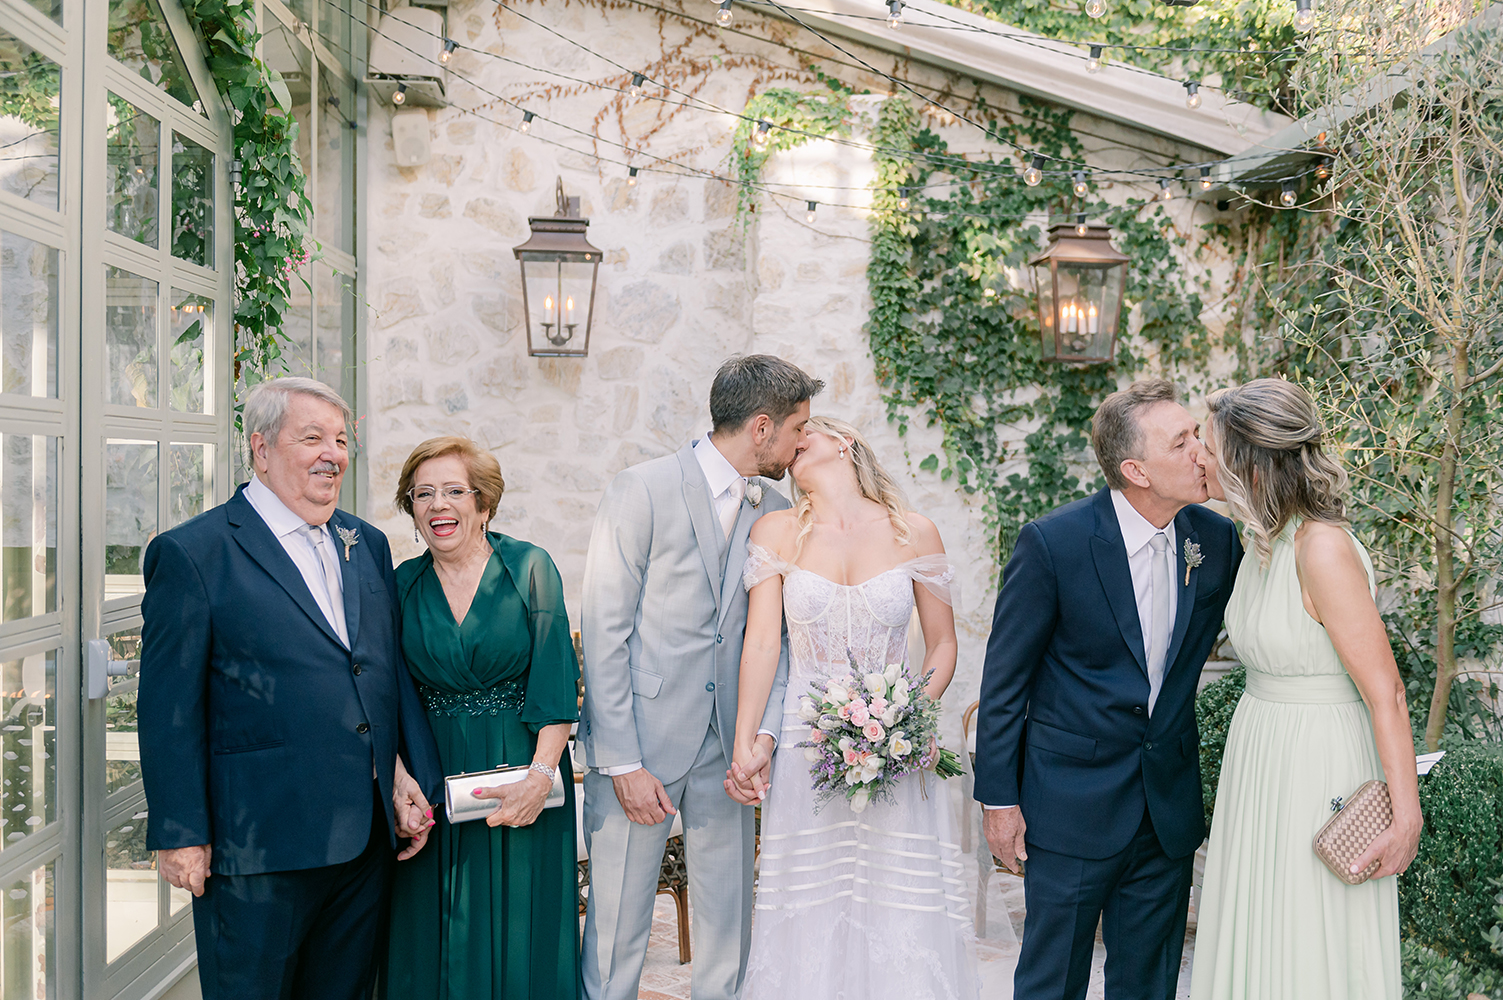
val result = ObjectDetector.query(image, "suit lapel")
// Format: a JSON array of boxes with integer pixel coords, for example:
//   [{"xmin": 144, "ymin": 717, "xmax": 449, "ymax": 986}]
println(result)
[
  {"xmin": 332, "ymin": 511, "xmax": 362, "ymax": 648},
  {"xmin": 1090, "ymin": 490, "xmax": 1148, "ymax": 677},
  {"xmin": 677, "ymin": 443, "xmax": 724, "ymax": 621},
  {"xmin": 1163, "ymin": 510, "xmax": 1199, "ymax": 673},
  {"xmin": 227, "ymin": 488, "xmax": 346, "ymax": 648}
]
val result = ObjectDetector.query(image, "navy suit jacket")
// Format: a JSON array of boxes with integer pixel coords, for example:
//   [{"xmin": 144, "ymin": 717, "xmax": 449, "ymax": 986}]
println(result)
[
  {"xmin": 139, "ymin": 484, "xmax": 443, "ymax": 876},
  {"xmin": 974, "ymin": 489, "xmax": 1241, "ymax": 861}
]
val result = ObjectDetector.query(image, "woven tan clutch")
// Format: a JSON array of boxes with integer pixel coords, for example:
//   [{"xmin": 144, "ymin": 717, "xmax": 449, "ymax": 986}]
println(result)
[{"xmin": 1313, "ymin": 779, "xmax": 1392, "ymax": 885}]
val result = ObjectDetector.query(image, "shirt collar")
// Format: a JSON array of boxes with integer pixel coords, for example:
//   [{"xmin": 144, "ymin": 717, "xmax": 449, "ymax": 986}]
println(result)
[
  {"xmin": 1110, "ymin": 489, "xmax": 1176, "ymax": 558},
  {"xmin": 694, "ymin": 433, "xmax": 745, "ymax": 498},
  {"xmin": 245, "ymin": 474, "xmax": 321, "ymax": 539}
]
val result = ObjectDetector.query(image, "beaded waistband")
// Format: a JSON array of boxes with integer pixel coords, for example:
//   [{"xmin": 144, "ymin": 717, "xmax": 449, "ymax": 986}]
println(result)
[{"xmin": 418, "ymin": 680, "xmax": 526, "ymax": 717}]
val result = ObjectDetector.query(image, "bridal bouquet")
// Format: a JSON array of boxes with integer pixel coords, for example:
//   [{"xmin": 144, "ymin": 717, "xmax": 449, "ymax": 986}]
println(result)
[{"xmin": 796, "ymin": 649, "xmax": 964, "ymax": 814}]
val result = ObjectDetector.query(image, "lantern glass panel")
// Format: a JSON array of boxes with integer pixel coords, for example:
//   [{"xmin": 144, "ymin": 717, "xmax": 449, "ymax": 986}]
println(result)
[
  {"xmin": 519, "ymin": 257, "xmax": 597, "ymax": 357},
  {"xmin": 1034, "ymin": 263, "xmax": 1056, "ymax": 359},
  {"xmin": 1055, "ymin": 262, "xmax": 1120, "ymax": 361}
]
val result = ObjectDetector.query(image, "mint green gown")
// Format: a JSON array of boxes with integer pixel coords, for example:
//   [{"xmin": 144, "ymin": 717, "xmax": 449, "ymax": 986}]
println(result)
[
  {"xmin": 1190, "ymin": 522, "xmax": 1400, "ymax": 999},
  {"xmin": 384, "ymin": 533, "xmax": 580, "ymax": 999}
]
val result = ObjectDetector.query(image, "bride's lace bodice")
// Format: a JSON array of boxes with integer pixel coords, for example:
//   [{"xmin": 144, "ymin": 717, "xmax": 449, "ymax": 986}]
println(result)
[{"xmin": 743, "ymin": 543, "xmax": 959, "ymax": 691}]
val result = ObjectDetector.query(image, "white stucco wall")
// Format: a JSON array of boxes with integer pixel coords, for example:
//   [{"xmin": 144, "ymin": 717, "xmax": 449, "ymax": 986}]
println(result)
[{"xmin": 358, "ymin": 0, "xmax": 1244, "ymax": 739}]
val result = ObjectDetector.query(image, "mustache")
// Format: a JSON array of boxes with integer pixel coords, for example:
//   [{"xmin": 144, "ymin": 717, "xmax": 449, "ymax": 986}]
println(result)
[{"xmin": 309, "ymin": 461, "xmax": 341, "ymax": 475}]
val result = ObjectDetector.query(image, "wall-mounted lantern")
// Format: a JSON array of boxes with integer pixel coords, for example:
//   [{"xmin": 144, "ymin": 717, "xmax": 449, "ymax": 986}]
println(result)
[
  {"xmin": 1029, "ymin": 223, "xmax": 1129, "ymax": 364},
  {"xmin": 512, "ymin": 178, "xmax": 602, "ymax": 357}
]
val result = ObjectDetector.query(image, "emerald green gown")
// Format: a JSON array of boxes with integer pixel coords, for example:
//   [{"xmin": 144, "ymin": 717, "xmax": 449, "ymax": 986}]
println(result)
[{"xmin": 384, "ymin": 532, "xmax": 580, "ymax": 999}]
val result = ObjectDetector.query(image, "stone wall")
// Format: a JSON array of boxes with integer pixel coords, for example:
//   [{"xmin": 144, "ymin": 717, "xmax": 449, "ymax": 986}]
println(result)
[{"xmin": 359, "ymin": 0, "xmax": 1242, "ymax": 737}]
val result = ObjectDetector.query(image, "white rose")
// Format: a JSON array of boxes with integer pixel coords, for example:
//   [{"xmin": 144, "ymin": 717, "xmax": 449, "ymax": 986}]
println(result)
[
  {"xmin": 804, "ymin": 746, "xmax": 821, "ymax": 762},
  {"xmin": 864, "ymin": 673, "xmax": 889, "ymax": 696},
  {"xmin": 850, "ymin": 787, "xmax": 870, "ymax": 813},
  {"xmin": 798, "ymin": 697, "xmax": 821, "ymax": 722},
  {"xmin": 746, "ymin": 482, "xmax": 764, "ymax": 508}
]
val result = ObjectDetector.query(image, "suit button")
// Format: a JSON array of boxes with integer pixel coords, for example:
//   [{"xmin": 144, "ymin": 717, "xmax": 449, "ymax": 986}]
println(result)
[
  {"xmin": 356, "ymin": 722, "xmax": 370, "ymax": 734},
  {"xmin": 716, "ymin": 635, "xmax": 723, "ymax": 644},
  {"xmin": 1144, "ymin": 741, "xmax": 1153, "ymax": 750},
  {"xmin": 352, "ymin": 664, "xmax": 363, "ymax": 676},
  {"xmin": 1133, "ymin": 706, "xmax": 1143, "ymax": 715},
  {"xmin": 705, "ymin": 682, "xmax": 716, "ymax": 692}
]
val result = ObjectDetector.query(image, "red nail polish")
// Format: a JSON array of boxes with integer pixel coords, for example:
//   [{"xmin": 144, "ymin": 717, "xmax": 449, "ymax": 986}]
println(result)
[
  {"xmin": 425, "ymin": 808, "xmax": 433, "ymax": 818},
  {"xmin": 471, "ymin": 789, "xmax": 483, "ymax": 797}
]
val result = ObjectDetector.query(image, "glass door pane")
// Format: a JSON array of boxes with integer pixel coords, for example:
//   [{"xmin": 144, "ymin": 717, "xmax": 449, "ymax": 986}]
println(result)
[{"xmin": 1, "ymin": 859, "xmax": 56, "ymax": 996}]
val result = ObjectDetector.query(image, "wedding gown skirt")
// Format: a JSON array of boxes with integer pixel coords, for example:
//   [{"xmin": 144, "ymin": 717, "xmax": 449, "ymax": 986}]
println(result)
[{"xmin": 741, "ymin": 544, "xmax": 979, "ymax": 1000}]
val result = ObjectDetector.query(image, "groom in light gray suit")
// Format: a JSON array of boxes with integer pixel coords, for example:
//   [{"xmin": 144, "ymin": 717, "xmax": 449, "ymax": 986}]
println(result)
[{"xmin": 580, "ymin": 355, "xmax": 823, "ymax": 1000}]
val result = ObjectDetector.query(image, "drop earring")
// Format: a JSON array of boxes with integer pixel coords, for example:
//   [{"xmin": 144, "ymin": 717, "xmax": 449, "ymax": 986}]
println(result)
[
  {"xmin": 414, "ymin": 527, "xmax": 420, "ymax": 544},
  {"xmin": 481, "ymin": 521, "xmax": 488, "ymax": 535},
  {"xmin": 838, "ymin": 445, "xmax": 846, "ymax": 458}
]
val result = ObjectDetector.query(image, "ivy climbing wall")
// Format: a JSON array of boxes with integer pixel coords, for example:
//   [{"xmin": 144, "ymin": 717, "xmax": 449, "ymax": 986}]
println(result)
[{"xmin": 360, "ymin": 0, "xmax": 1252, "ymax": 736}]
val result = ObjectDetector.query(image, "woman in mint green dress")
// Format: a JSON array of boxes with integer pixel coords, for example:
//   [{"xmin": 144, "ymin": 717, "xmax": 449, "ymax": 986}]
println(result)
[
  {"xmin": 1190, "ymin": 380, "xmax": 1421, "ymax": 1000},
  {"xmin": 384, "ymin": 437, "xmax": 580, "ymax": 999}
]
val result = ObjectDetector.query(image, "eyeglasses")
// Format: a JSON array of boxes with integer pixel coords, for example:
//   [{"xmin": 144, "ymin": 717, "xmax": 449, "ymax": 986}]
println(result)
[{"xmin": 407, "ymin": 485, "xmax": 479, "ymax": 505}]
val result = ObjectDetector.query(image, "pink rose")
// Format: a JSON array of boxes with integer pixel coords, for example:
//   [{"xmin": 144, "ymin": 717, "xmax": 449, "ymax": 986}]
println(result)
[
  {"xmin": 810, "ymin": 728, "xmax": 826, "ymax": 743},
  {"xmin": 843, "ymin": 748, "xmax": 859, "ymax": 766},
  {"xmin": 863, "ymin": 720, "xmax": 885, "ymax": 742},
  {"xmin": 837, "ymin": 703, "xmax": 852, "ymax": 720},
  {"xmin": 869, "ymin": 696, "xmax": 887, "ymax": 714},
  {"xmin": 849, "ymin": 704, "xmax": 871, "ymax": 727}
]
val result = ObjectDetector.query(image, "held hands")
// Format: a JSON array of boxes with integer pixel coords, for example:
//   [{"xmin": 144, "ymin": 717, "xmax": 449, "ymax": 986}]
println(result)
[
  {"xmin": 393, "ymin": 754, "xmax": 436, "ymax": 861},
  {"xmin": 160, "ymin": 844, "xmax": 212, "ymax": 897},
  {"xmin": 612, "ymin": 768, "xmax": 677, "ymax": 825},
  {"xmin": 1351, "ymin": 809, "xmax": 1423, "ymax": 880},
  {"xmin": 476, "ymin": 771, "xmax": 553, "ymax": 828},
  {"xmin": 983, "ymin": 805, "xmax": 1028, "ymax": 877},
  {"xmin": 725, "ymin": 735, "xmax": 776, "ymax": 805}
]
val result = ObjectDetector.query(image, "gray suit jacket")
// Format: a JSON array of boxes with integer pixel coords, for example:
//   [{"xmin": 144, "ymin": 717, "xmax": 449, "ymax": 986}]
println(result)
[{"xmin": 580, "ymin": 439, "xmax": 791, "ymax": 784}]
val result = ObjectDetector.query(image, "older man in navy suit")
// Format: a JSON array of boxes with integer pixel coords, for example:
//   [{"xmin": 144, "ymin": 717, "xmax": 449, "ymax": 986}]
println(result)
[
  {"xmin": 139, "ymin": 377, "xmax": 442, "ymax": 1000},
  {"xmin": 975, "ymin": 379, "xmax": 1242, "ymax": 1000}
]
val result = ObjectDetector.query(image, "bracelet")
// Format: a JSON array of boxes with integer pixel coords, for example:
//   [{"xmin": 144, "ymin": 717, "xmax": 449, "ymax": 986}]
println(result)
[{"xmin": 529, "ymin": 761, "xmax": 556, "ymax": 780}]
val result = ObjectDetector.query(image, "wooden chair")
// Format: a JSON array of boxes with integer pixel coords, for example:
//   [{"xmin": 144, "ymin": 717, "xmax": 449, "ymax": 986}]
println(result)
[{"xmin": 571, "ymin": 635, "xmax": 693, "ymax": 964}]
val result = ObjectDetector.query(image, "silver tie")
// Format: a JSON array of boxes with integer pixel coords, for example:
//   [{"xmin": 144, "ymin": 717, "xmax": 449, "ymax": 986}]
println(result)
[
  {"xmin": 721, "ymin": 478, "xmax": 746, "ymax": 539},
  {"xmin": 1147, "ymin": 532, "xmax": 1172, "ymax": 715},
  {"xmin": 303, "ymin": 523, "xmax": 349, "ymax": 647}
]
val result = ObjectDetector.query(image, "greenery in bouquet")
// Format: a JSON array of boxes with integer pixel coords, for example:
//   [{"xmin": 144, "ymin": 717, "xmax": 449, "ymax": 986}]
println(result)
[{"xmin": 796, "ymin": 648, "xmax": 963, "ymax": 814}]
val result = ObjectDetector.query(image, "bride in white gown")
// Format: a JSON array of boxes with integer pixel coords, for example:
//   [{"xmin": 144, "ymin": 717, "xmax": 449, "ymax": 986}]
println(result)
[{"xmin": 729, "ymin": 416, "xmax": 979, "ymax": 1000}]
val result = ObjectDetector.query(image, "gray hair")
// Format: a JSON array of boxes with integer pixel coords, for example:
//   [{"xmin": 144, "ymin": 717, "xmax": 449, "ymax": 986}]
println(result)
[
  {"xmin": 1206, "ymin": 378, "xmax": 1347, "ymax": 567},
  {"xmin": 243, "ymin": 377, "xmax": 353, "ymax": 453},
  {"xmin": 709, "ymin": 355, "xmax": 824, "ymax": 435},
  {"xmin": 1091, "ymin": 378, "xmax": 1180, "ymax": 490}
]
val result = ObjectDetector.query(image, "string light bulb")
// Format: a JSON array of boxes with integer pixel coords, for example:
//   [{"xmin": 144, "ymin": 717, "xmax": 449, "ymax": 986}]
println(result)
[
  {"xmin": 1075, "ymin": 212, "xmax": 1088, "ymax": 237},
  {"xmin": 1085, "ymin": 0, "xmax": 1107, "ymax": 18},
  {"xmin": 392, "ymin": 82, "xmax": 407, "ymax": 105},
  {"xmin": 1294, "ymin": 0, "xmax": 1315, "ymax": 30},
  {"xmin": 1199, "ymin": 165, "xmax": 1213, "ymax": 190},
  {"xmin": 439, "ymin": 38, "xmax": 457, "ymax": 64},
  {"xmin": 887, "ymin": 0, "xmax": 904, "ymax": 28},
  {"xmin": 752, "ymin": 120, "xmax": 772, "ymax": 150},
  {"xmin": 1184, "ymin": 81, "xmax": 1201, "ymax": 110},
  {"xmin": 1024, "ymin": 153, "xmax": 1045, "ymax": 187},
  {"xmin": 806, "ymin": 200, "xmax": 817, "ymax": 223},
  {"xmin": 1315, "ymin": 157, "xmax": 1332, "ymax": 180},
  {"xmin": 629, "ymin": 72, "xmax": 646, "ymax": 98},
  {"xmin": 628, "ymin": 166, "xmax": 639, "ymax": 186},
  {"xmin": 1281, "ymin": 182, "xmax": 1298, "ymax": 207},
  {"xmin": 896, "ymin": 188, "xmax": 910, "ymax": 211},
  {"xmin": 1087, "ymin": 44, "xmax": 1103, "ymax": 73},
  {"xmin": 1072, "ymin": 171, "xmax": 1088, "ymax": 198},
  {"xmin": 717, "ymin": 0, "xmax": 734, "ymax": 24},
  {"xmin": 1158, "ymin": 178, "xmax": 1173, "ymax": 201},
  {"xmin": 520, "ymin": 111, "xmax": 535, "ymax": 133}
]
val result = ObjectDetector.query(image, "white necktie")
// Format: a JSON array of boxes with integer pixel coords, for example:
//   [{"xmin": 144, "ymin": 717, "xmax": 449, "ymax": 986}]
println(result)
[
  {"xmin": 303, "ymin": 523, "xmax": 349, "ymax": 647},
  {"xmin": 721, "ymin": 478, "xmax": 746, "ymax": 539},
  {"xmin": 1147, "ymin": 532, "xmax": 1171, "ymax": 715}
]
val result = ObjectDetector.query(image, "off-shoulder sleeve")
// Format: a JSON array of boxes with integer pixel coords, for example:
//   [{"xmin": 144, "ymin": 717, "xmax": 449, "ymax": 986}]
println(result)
[
  {"xmin": 902, "ymin": 553, "xmax": 960, "ymax": 608},
  {"xmin": 743, "ymin": 542, "xmax": 793, "ymax": 591}
]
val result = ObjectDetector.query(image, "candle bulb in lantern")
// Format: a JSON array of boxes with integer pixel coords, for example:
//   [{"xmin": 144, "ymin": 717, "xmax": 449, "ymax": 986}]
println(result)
[
  {"xmin": 544, "ymin": 295, "xmax": 555, "ymax": 325},
  {"xmin": 1087, "ymin": 302, "xmax": 1099, "ymax": 335},
  {"xmin": 566, "ymin": 296, "xmax": 575, "ymax": 325}
]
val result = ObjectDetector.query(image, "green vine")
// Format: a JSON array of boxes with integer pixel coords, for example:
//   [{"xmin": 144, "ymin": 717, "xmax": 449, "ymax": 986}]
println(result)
[{"xmin": 728, "ymin": 79, "xmax": 857, "ymax": 219}]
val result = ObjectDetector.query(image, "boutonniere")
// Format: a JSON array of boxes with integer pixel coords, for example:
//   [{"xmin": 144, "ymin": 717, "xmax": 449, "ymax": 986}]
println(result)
[
  {"xmin": 1183, "ymin": 539, "xmax": 1202, "ymax": 586},
  {"xmin": 745, "ymin": 480, "xmax": 764, "ymax": 508},
  {"xmin": 335, "ymin": 525, "xmax": 359, "ymax": 562}
]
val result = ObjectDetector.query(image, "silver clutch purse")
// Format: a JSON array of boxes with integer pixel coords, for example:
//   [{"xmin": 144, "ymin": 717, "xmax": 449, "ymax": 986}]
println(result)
[{"xmin": 444, "ymin": 764, "xmax": 566, "ymax": 824}]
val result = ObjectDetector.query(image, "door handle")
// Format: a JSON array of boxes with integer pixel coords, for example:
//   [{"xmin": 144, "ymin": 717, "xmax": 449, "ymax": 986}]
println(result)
[{"xmin": 86, "ymin": 639, "xmax": 138, "ymax": 699}]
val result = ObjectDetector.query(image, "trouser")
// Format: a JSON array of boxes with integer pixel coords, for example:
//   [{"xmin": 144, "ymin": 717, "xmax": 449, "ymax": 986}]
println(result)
[
  {"xmin": 192, "ymin": 785, "xmax": 393, "ymax": 1000},
  {"xmin": 1014, "ymin": 805, "xmax": 1195, "ymax": 1000},
  {"xmin": 581, "ymin": 723, "xmax": 756, "ymax": 1000}
]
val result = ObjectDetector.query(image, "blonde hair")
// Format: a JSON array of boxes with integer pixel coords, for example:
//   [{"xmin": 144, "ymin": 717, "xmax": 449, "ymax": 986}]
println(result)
[
  {"xmin": 394, "ymin": 437, "xmax": 506, "ymax": 520},
  {"xmin": 1205, "ymin": 378, "xmax": 1347, "ymax": 567},
  {"xmin": 791, "ymin": 417, "xmax": 911, "ymax": 558}
]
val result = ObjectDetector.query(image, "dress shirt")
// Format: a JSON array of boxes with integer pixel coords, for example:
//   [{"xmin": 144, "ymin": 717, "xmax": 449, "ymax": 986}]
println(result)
[
  {"xmin": 244, "ymin": 475, "xmax": 349, "ymax": 648},
  {"xmin": 983, "ymin": 492, "xmax": 1178, "ymax": 812},
  {"xmin": 595, "ymin": 434, "xmax": 776, "ymax": 779}
]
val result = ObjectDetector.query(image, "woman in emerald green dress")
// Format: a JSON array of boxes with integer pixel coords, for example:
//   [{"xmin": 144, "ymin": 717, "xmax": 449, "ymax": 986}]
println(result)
[{"xmin": 384, "ymin": 436, "xmax": 580, "ymax": 999}]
